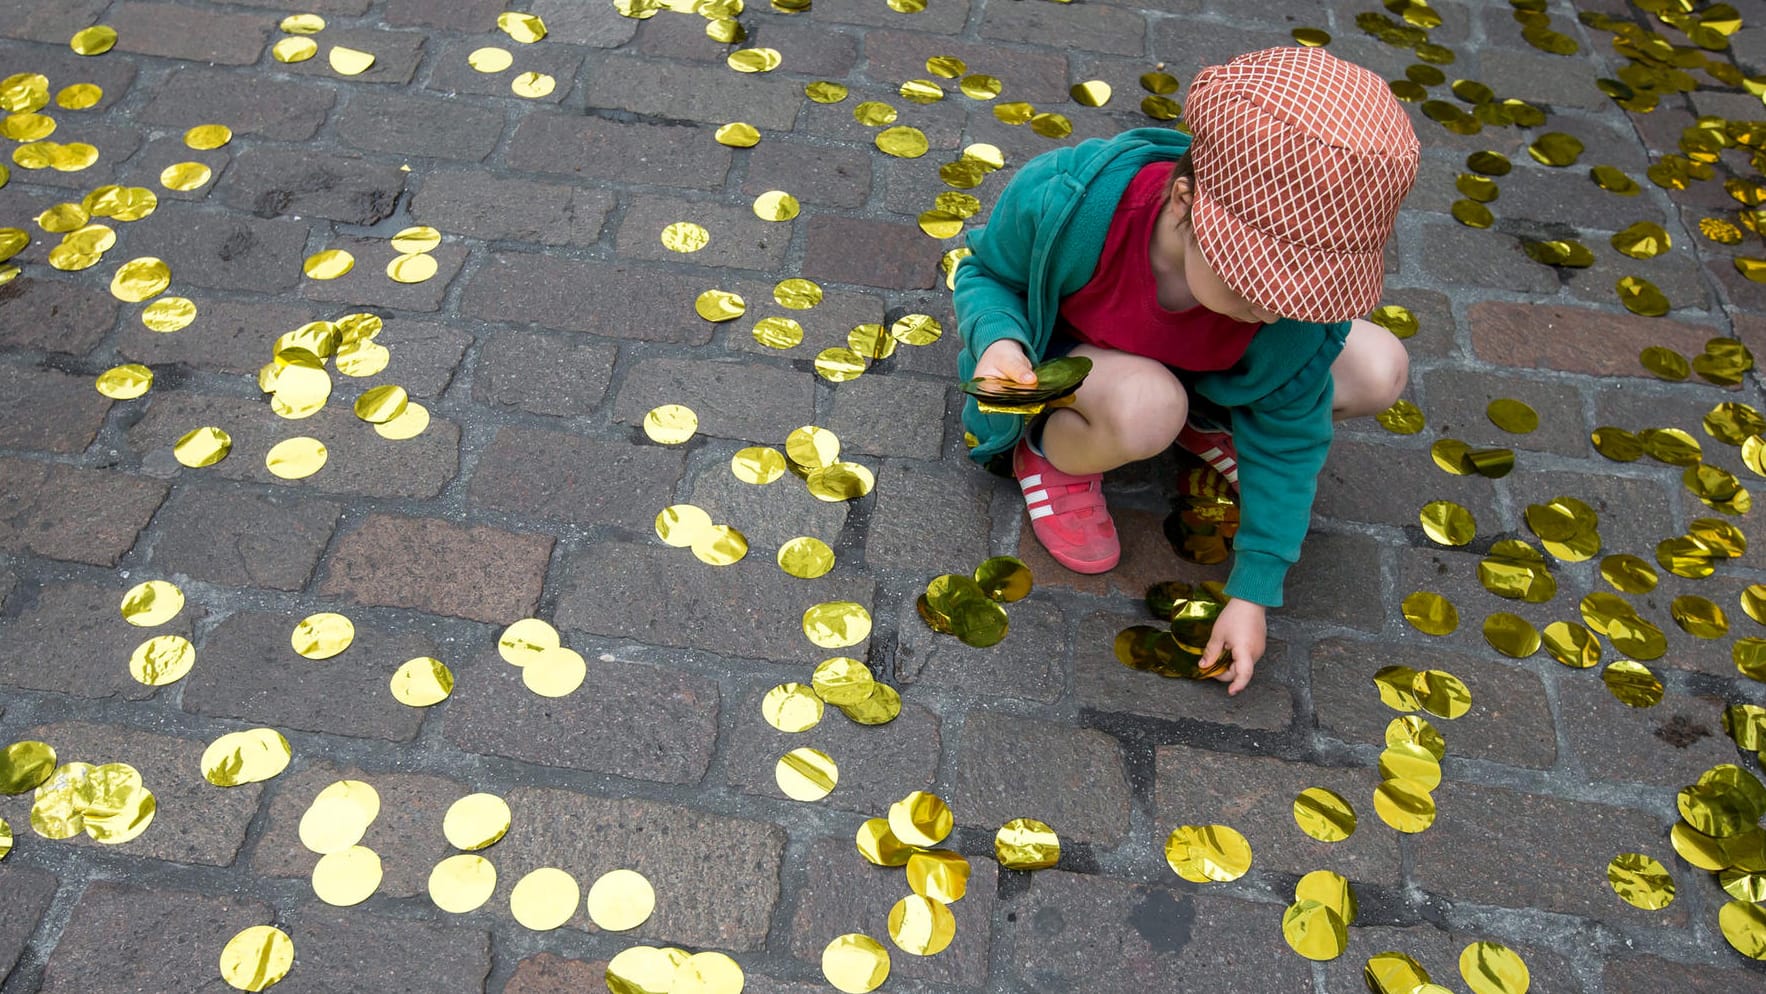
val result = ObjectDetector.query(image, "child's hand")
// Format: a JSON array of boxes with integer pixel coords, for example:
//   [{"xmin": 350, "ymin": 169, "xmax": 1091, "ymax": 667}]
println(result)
[
  {"xmin": 1201, "ymin": 599, "xmax": 1267, "ymax": 696},
  {"xmin": 975, "ymin": 339, "xmax": 1037, "ymax": 386}
]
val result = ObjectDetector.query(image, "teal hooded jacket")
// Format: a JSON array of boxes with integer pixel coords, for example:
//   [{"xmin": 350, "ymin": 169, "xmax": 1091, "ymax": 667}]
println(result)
[{"xmin": 952, "ymin": 127, "xmax": 1350, "ymax": 608}]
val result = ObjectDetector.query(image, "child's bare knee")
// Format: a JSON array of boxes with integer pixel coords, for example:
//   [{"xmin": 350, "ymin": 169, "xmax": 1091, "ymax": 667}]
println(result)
[{"xmin": 1380, "ymin": 345, "xmax": 1410, "ymax": 407}]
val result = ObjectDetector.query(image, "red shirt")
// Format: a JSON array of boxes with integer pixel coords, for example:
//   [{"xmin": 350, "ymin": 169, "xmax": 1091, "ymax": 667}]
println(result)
[{"xmin": 1057, "ymin": 161, "xmax": 1260, "ymax": 371}]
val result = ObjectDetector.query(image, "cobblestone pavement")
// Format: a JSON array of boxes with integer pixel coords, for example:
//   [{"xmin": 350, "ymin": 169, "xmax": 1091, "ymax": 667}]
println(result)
[{"xmin": 3, "ymin": 0, "xmax": 1766, "ymax": 992}]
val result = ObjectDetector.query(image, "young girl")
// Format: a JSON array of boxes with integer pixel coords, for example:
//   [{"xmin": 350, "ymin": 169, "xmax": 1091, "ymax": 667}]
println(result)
[{"xmin": 953, "ymin": 47, "xmax": 1419, "ymax": 696}]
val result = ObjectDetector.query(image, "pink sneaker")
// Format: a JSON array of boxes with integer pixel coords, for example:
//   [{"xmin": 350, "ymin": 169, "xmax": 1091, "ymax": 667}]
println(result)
[
  {"xmin": 1175, "ymin": 413, "xmax": 1238, "ymax": 492},
  {"xmin": 1013, "ymin": 438, "xmax": 1119, "ymax": 573}
]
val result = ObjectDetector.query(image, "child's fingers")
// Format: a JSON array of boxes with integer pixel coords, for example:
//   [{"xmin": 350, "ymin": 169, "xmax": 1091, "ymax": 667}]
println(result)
[
  {"xmin": 1226, "ymin": 657, "xmax": 1255, "ymax": 696},
  {"xmin": 1200, "ymin": 632, "xmax": 1226, "ymax": 672}
]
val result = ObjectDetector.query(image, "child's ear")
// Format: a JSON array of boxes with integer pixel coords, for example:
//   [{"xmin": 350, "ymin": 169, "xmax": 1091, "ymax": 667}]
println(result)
[{"xmin": 1166, "ymin": 177, "xmax": 1195, "ymax": 217}]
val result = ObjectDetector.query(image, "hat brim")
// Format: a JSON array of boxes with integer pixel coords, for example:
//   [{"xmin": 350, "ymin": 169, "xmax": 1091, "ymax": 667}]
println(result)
[{"xmin": 1189, "ymin": 188, "xmax": 1388, "ymax": 325}]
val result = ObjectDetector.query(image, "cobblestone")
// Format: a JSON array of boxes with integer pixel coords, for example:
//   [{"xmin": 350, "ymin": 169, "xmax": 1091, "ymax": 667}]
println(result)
[
  {"xmin": 0, "ymin": 865, "xmax": 55, "ymax": 981},
  {"xmin": 460, "ymin": 253, "xmax": 715, "ymax": 344},
  {"xmin": 506, "ymin": 114, "xmax": 731, "ymax": 189},
  {"xmin": 0, "ymin": 278, "xmax": 118, "ymax": 356},
  {"xmin": 612, "ymin": 357, "xmax": 815, "ymax": 444},
  {"xmin": 320, "ymin": 513, "xmax": 553, "ymax": 624},
  {"xmin": 0, "ymin": 364, "xmax": 110, "ymax": 455},
  {"xmin": 107, "ymin": 2, "xmax": 269, "ymax": 66},
  {"xmin": 334, "ymin": 90, "xmax": 507, "ymax": 162},
  {"xmin": 1075, "ymin": 610, "xmax": 1296, "ymax": 730},
  {"xmin": 138, "ymin": 67, "xmax": 337, "ymax": 140},
  {"xmin": 470, "ymin": 330, "xmax": 617, "ymax": 417},
  {"xmin": 896, "ymin": 594, "xmax": 1065, "ymax": 703},
  {"xmin": 410, "ymin": 170, "xmax": 615, "ymax": 246},
  {"xmin": 148, "ymin": 483, "xmax": 342, "ymax": 591},
  {"xmin": 39, "ymin": 885, "xmax": 272, "ymax": 994},
  {"xmin": 467, "ymin": 425, "xmax": 685, "ymax": 532},
  {"xmin": 953, "ymin": 710, "xmax": 1132, "ymax": 848},
  {"xmin": 0, "ymin": 583, "xmax": 190, "ymax": 702},
  {"xmin": 0, "ymin": 460, "xmax": 166, "ymax": 567}
]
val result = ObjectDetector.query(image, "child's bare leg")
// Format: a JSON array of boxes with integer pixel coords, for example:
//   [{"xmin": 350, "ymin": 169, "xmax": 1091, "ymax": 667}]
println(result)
[
  {"xmin": 1040, "ymin": 345, "xmax": 1189, "ymax": 475},
  {"xmin": 1331, "ymin": 318, "xmax": 1410, "ymax": 419}
]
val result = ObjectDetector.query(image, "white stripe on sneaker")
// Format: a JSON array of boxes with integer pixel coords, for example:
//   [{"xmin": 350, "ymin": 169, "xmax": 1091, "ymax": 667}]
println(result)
[
  {"xmin": 1028, "ymin": 505, "xmax": 1054, "ymax": 520},
  {"xmin": 1023, "ymin": 489, "xmax": 1049, "ymax": 505},
  {"xmin": 1019, "ymin": 473, "xmax": 1043, "ymax": 488},
  {"xmin": 1199, "ymin": 447, "xmax": 1223, "ymax": 460}
]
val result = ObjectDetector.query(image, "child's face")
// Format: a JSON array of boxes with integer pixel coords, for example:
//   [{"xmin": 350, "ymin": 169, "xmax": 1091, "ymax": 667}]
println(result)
[{"xmin": 1164, "ymin": 181, "xmax": 1282, "ymax": 325}]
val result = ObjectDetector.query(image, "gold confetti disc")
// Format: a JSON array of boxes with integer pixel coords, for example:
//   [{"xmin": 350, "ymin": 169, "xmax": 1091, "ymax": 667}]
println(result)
[
  {"xmin": 172, "ymin": 425, "xmax": 232, "ymax": 467},
  {"xmin": 280, "ymin": 12, "xmax": 325, "ymax": 32},
  {"xmin": 777, "ymin": 536, "xmax": 835, "ymax": 579},
  {"xmin": 69, "ymin": 25, "xmax": 117, "ymax": 55},
  {"xmin": 263, "ymin": 436, "xmax": 327, "ymax": 480},
  {"xmin": 842, "ymin": 682, "xmax": 902, "ymax": 726},
  {"xmin": 1369, "ymin": 303, "xmax": 1418, "ymax": 338},
  {"xmin": 811, "ymin": 656, "xmax": 875, "ymax": 706},
  {"xmin": 1591, "ymin": 426, "xmax": 1644, "ymax": 461},
  {"xmin": 1164, "ymin": 824, "xmax": 1252, "ymax": 882},
  {"xmin": 655, "ymin": 505, "xmax": 714, "ymax": 548},
  {"xmin": 906, "ymin": 849, "xmax": 970, "ymax": 902},
  {"xmin": 1541, "ymin": 621, "xmax": 1600, "ymax": 669},
  {"xmin": 1603, "ymin": 660, "xmax": 1663, "ymax": 708},
  {"xmin": 1377, "ymin": 399, "xmax": 1425, "ymax": 434},
  {"xmin": 1373, "ymin": 779, "xmax": 1436, "ymax": 833},
  {"xmin": 523, "ymin": 645, "xmax": 587, "ymax": 698},
  {"xmin": 1283, "ymin": 900, "xmax": 1348, "ymax": 961},
  {"xmin": 695, "ymin": 289, "xmax": 746, "ymax": 322},
  {"xmin": 1365, "ymin": 951, "xmax": 1431, "ymax": 994},
  {"xmin": 1702, "ymin": 217, "xmax": 1744, "ymax": 244},
  {"xmin": 1693, "ymin": 517, "xmax": 1750, "ymax": 558},
  {"xmin": 887, "ymin": 894, "xmax": 955, "ymax": 956},
  {"xmin": 752, "ymin": 315, "xmax": 804, "ymax": 349},
  {"xmin": 128, "ymin": 631, "xmax": 195, "ymax": 685},
  {"xmin": 727, "ymin": 47, "xmax": 781, "ymax": 73},
  {"xmin": 1, "ymin": 113, "xmax": 54, "ymax": 141},
  {"xmin": 286, "ymin": 612, "xmax": 355, "ymax": 660},
  {"xmin": 730, "ymin": 447, "xmax": 786, "ymax": 485},
  {"xmin": 1458, "ymin": 942, "xmax": 1529, "ymax": 994},
  {"xmin": 995, "ymin": 817, "xmax": 1060, "ymax": 869},
  {"xmin": 856, "ymin": 818, "xmax": 914, "ymax": 867},
  {"xmin": 1030, "ymin": 112, "xmax": 1073, "ymax": 139},
  {"xmin": 900, "ymin": 79, "xmax": 944, "ymax": 104},
  {"xmin": 1402, "ymin": 591, "xmax": 1459, "ymax": 636},
  {"xmin": 303, "ymin": 249, "xmax": 354, "ymax": 280},
  {"xmin": 1612, "ymin": 221, "xmax": 1671, "ymax": 260},
  {"xmin": 141, "ymin": 296, "xmax": 196, "ymax": 332},
  {"xmin": 762, "ymin": 682, "xmax": 824, "ymax": 733},
  {"xmin": 643, "ymin": 404, "xmax": 698, "ymax": 444},
  {"xmin": 38, "ymin": 202, "xmax": 89, "ymax": 233},
  {"xmin": 1451, "ymin": 199, "xmax": 1493, "ymax": 228},
  {"xmin": 160, "ymin": 161, "xmax": 212, "ymax": 192},
  {"xmin": 386, "ymin": 252, "xmax": 438, "ymax": 284},
  {"xmin": 1418, "ymin": 500, "xmax": 1475, "ymax": 546},
  {"xmin": 1481, "ymin": 613, "xmax": 1539, "ymax": 658},
  {"xmin": 1617, "ymin": 276, "xmax": 1669, "ymax": 317},
  {"xmin": 111, "ymin": 256, "xmax": 170, "ymax": 302},
  {"xmin": 714, "ymin": 122, "xmax": 760, "ymax": 147},
  {"xmin": 1719, "ymin": 900, "xmax": 1766, "ymax": 959},
  {"xmin": 752, "ymin": 190, "xmax": 801, "ymax": 222},
  {"xmin": 120, "ymin": 579, "xmax": 184, "ymax": 627},
  {"xmin": 883, "ymin": 791, "xmax": 951, "ymax": 849},
  {"xmin": 201, "ymin": 728, "xmax": 291, "ymax": 787},
  {"xmin": 219, "ymin": 925, "xmax": 294, "ymax": 992},
  {"xmin": 1743, "ymin": 587, "xmax": 1766, "ymax": 627},
  {"xmin": 814, "ymin": 347, "xmax": 868, "ymax": 382},
  {"xmin": 1293, "ymin": 787, "xmax": 1356, "ymax": 843},
  {"xmin": 312, "ymin": 845, "xmax": 382, "ymax": 906},
  {"xmin": 605, "ymin": 946, "xmax": 684, "ymax": 994},
  {"xmin": 0, "ymin": 817, "xmax": 10, "ymax": 859},
  {"xmin": 847, "ymin": 323, "xmax": 895, "ymax": 360},
  {"xmin": 273, "ymin": 36, "xmax": 318, "ymax": 63},
  {"xmin": 335, "ymin": 340, "xmax": 390, "ymax": 378},
  {"xmin": 1379, "ymin": 742, "xmax": 1442, "ymax": 791},
  {"xmin": 1374, "ymin": 666, "xmax": 1421, "ymax": 712},
  {"xmin": 806, "ymin": 462, "xmax": 874, "ymax": 501},
  {"xmin": 1141, "ymin": 94, "xmax": 1183, "ymax": 120},
  {"xmin": 510, "ymin": 867, "xmax": 580, "ymax": 931},
  {"xmin": 787, "ymin": 425, "xmax": 840, "ymax": 470},
  {"xmin": 1070, "ymin": 80, "xmax": 1112, "ymax": 107},
  {"xmin": 927, "ymin": 55, "xmax": 965, "ymax": 78},
  {"xmin": 511, "ymin": 72, "xmax": 556, "ymax": 99},
  {"xmin": 498, "ymin": 11, "xmax": 548, "ymax": 42},
  {"xmin": 1607, "ymin": 852, "xmax": 1675, "ymax": 910},
  {"xmin": 443, "ymin": 793, "xmax": 511, "ymax": 851},
  {"xmin": 919, "ymin": 209, "xmax": 963, "ymax": 239},
  {"xmin": 1528, "ymin": 131, "xmax": 1584, "ymax": 166},
  {"xmin": 1704, "ymin": 402, "xmax": 1766, "ymax": 445},
  {"xmin": 1388, "ymin": 715, "xmax": 1446, "ymax": 761},
  {"xmin": 428, "ymin": 854, "xmax": 497, "ymax": 914},
  {"xmin": 823, "ymin": 934, "xmax": 890, "ymax": 994},
  {"xmin": 773, "ymin": 278, "xmax": 821, "ymax": 309},
  {"xmin": 299, "ymin": 798, "xmax": 369, "ymax": 855},
  {"xmin": 468, "ymin": 47, "xmax": 513, "ymax": 73},
  {"xmin": 1412, "ymin": 670, "xmax": 1472, "ymax": 719},
  {"xmin": 691, "ymin": 525, "xmax": 748, "ymax": 566},
  {"xmin": 661, "ymin": 222, "xmax": 709, "ymax": 253},
  {"xmin": 974, "ymin": 556, "xmax": 1033, "ymax": 602},
  {"xmin": 352, "ymin": 385, "xmax": 412, "ymax": 427},
  {"xmin": 1671, "ymin": 595, "xmax": 1728, "ymax": 639},
  {"xmin": 56, "ymin": 83, "xmax": 102, "ymax": 110},
  {"xmin": 775, "ymin": 747, "xmax": 837, "ymax": 801},
  {"xmin": 1523, "ymin": 239, "xmax": 1595, "ymax": 268},
  {"xmin": 1486, "ymin": 398, "xmax": 1538, "ymax": 433},
  {"xmin": 852, "ymin": 101, "xmax": 897, "ymax": 127},
  {"xmin": 329, "ymin": 46, "xmax": 376, "ymax": 76},
  {"xmin": 1639, "ymin": 347, "xmax": 1690, "ymax": 381},
  {"xmin": 805, "ymin": 81, "xmax": 848, "ymax": 103},
  {"xmin": 875, "ymin": 126, "xmax": 929, "ymax": 158},
  {"xmin": 587, "ymin": 868, "xmax": 656, "ymax": 932},
  {"xmin": 0, "ymin": 741, "xmax": 56, "ymax": 795},
  {"xmin": 803, "ymin": 602, "xmax": 871, "ymax": 649}
]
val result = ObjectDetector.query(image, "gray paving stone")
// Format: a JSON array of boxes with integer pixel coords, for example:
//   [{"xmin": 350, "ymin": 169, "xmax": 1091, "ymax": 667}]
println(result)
[
  {"xmin": 0, "ymin": 460, "xmax": 167, "ymax": 567},
  {"xmin": 736, "ymin": 18, "xmax": 860, "ymax": 77},
  {"xmin": 460, "ymin": 253, "xmax": 715, "ymax": 344},
  {"xmin": 4, "ymin": 720, "xmax": 264, "ymax": 866},
  {"xmin": 38, "ymin": 884, "xmax": 272, "ymax": 994},
  {"xmin": 467, "ymin": 425, "xmax": 686, "ymax": 532},
  {"xmin": 615, "ymin": 194, "xmax": 792, "ymax": 273},
  {"xmin": 410, "ymin": 170, "xmax": 614, "ymax": 246},
  {"xmin": 148, "ymin": 483, "xmax": 342, "ymax": 591},
  {"xmin": 298, "ymin": 237, "xmax": 468, "ymax": 312},
  {"xmin": 1314, "ymin": 436, "xmax": 1503, "ymax": 536},
  {"xmin": 822, "ymin": 373, "xmax": 950, "ymax": 461},
  {"xmin": 181, "ymin": 610, "xmax": 433, "ymax": 741},
  {"xmin": 447, "ymin": 648, "xmax": 720, "ymax": 785},
  {"xmin": 278, "ymin": 27, "xmax": 427, "ymax": 86},
  {"xmin": 334, "ymin": 90, "xmax": 506, "ymax": 162},
  {"xmin": 1408, "ymin": 782, "xmax": 1685, "ymax": 924},
  {"xmin": 129, "ymin": 202, "xmax": 311, "ymax": 294},
  {"xmin": 1416, "ymin": 367, "xmax": 1589, "ymax": 458},
  {"xmin": 1603, "ymin": 954, "xmax": 1766, "ymax": 994},
  {"xmin": 0, "ymin": 277, "xmax": 118, "ymax": 355},
  {"xmin": 739, "ymin": 137, "xmax": 873, "ymax": 210},
  {"xmin": 501, "ymin": 957, "xmax": 825, "ymax": 994},
  {"xmin": 0, "ymin": 864, "xmax": 55, "ymax": 982},
  {"xmin": 862, "ymin": 28, "xmax": 1070, "ymax": 105},
  {"xmin": 612, "ymin": 357, "xmax": 815, "ymax": 445},
  {"xmin": 1563, "ymin": 239, "xmax": 1714, "ymax": 315},
  {"xmin": 1147, "ymin": 20, "xmax": 1294, "ymax": 78},
  {"xmin": 1155, "ymin": 742, "xmax": 1404, "ymax": 886},
  {"xmin": 138, "ymin": 67, "xmax": 338, "ymax": 141},
  {"xmin": 506, "ymin": 113, "xmax": 732, "ymax": 189},
  {"xmin": 1322, "ymin": 924, "xmax": 1583, "ymax": 994},
  {"xmin": 116, "ymin": 136, "xmax": 232, "ymax": 207},
  {"xmin": 585, "ymin": 54, "xmax": 801, "ymax": 130},
  {"xmin": 1556, "ymin": 676, "xmax": 1744, "ymax": 790},
  {"xmin": 250, "ymin": 761, "xmax": 467, "ymax": 898},
  {"xmin": 4, "ymin": 120, "xmax": 142, "ymax": 191},
  {"xmin": 1414, "ymin": 218, "xmax": 1560, "ymax": 295},
  {"xmin": 1468, "ymin": 300, "xmax": 1723, "ymax": 379},
  {"xmin": 108, "ymin": 1, "xmax": 270, "ymax": 65},
  {"xmin": 0, "ymin": 39, "xmax": 137, "ymax": 110},
  {"xmin": 355, "ymin": 318, "xmax": 473, "ymax": 398},
  {"xmin": 980, "ymin": 0, "xmax": 1147, "ymax": 55},
  {"xmin": 792, "ymin": 82, "xmax": 966, "ymax": 153},
  {"xmin": 527, "ymin": 0, "xmax": 640, "ymax": 47},
  {"xmin": 124, "ymin": 392, "xmax": 461, "ymax": 499},
  {"xmin": 896, "ymin": 593, "xmax": 1064, "ymax": 704},
  {"xmin": 115, "ymin": 297, "xmax": 317, "ymax": 376},
  {"xmin": 1016, "ymin": 505, "xmax": 1228, "ymax": 601},
  {"xmin": 1309, "ymin": 638, "xmax": 1557, "ymax": 770},
  {"xmin": 382, "ymin": 0, "xmax": 504, "ymax": 30},
  {"xmin": 864, "ymin": 459, "xmax": 992, "ymax": 572},
  {"xmin": 1282, "ymin": 531, "xmax": 1388, "ymax": 631},
  {"xmin": 722, "ymin": 682, "xmax": 940, "ymax": 815},
  {"xmin": 211, "ymin": 0, "xmax": 367, "ymax": 13},
  {"xmin": 0, "ymin": 0, "xmax": 106, "ymax": 44},
  {"xmin": 809, "ymin": 0, "xmax": 971, "ymax": 33},
  {"xmin": 0, "ymin": 363, "xmax": 109, "ymax": 454},
  {"xmin": 423, "ymin": 39, "xmax": 586, "ymax": 104},
  {"xmin": 490, "ymin": 786, "xmax": 784, "ymax": 950},
  {"xmin": 682, "ymin": 448, "xmax": 851, "ymax": 554},
  {"xmin": 788, "ymin": 835, "xmax": 995, "ymax": 989},
  {"xmin": 1388, "ymin": 545, "xmax": 1566, "ymax": 661},
  {"xmin": 470, "ymin": 330, "xmax": 617, "ymax": 417},
  {"xmin": 802, "ymin": 215, "xmax": 940, "ymax": 290},
  {"xmin": 1002, "ymin": 874, "xmax": 1312, "ymax": 994},
  {"xmin": 554, "ymin": 539, "xmax": 875, "ymax": 664},
  {"xmin": 1075, "ymin": 611, "xmax": 1296, "ymax": 731},
  {"xmin": 1504, "ymin": 469, "xmax": 1677, "ymax": 572},
  {"xmin": 274, "ymin": 904, "xmax": 491, "ymax": 994},
  {"xmin": 320, "ymin": 513, "xmax": 553, "ymax": 625},
  {"xmin": 953, "ymin": 710, "xmax": 1131, "ymax": 847},
  {"xmin": 218, "ymin": 147, "xmax": 407, "ymax": 225}
]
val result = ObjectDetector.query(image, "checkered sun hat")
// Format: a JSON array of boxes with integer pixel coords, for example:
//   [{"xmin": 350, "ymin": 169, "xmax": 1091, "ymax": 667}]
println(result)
[{"xmin": 1184, "ymin": 47, "xmax": 1419, "ymax": 324}]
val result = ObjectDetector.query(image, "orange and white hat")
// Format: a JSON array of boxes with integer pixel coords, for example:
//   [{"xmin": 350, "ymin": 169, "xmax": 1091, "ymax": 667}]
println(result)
[{"xmin": 1184, "ymin": 47, "xmax": 1419, "ymax": 324}]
